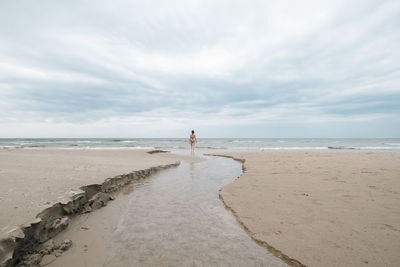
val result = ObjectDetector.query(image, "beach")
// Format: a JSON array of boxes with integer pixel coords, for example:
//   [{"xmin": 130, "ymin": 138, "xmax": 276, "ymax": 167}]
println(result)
[
  {"xmin": 1, "ymin": 149, "xmax": 399, "ymax": 266},
  {"xmin": 0, "ymin": 149, "xmax": 182, "ymax": 232},
  {"xmin": 2, "ymin": 0, "xmax": 399, "ymax": 265},
  {"xmin": 219, "ymin": 151, "xmax": 400, "ymax": 267},
  {"xmin": 48, "ymin": 155, "xmax": 284, "ymax": 267},
  {"xmin": 0, "ymin": 149, "xmax": 188, "ymax": 266}
]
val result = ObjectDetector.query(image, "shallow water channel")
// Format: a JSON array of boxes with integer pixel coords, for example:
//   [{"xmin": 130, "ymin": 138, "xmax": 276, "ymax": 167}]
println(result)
[{"xmin": 104, "ymin": 155, "xmax": 286, "ymax": 266}]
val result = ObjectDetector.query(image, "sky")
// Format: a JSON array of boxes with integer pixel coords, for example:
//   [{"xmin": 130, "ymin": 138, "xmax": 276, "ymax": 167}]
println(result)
[{"xmin": 0, "ymin": 0, "xmax": 399, "ymax": 138}]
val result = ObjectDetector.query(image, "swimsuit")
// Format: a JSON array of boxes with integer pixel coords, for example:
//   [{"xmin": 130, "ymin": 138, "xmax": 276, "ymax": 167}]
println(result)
[{"xmin": 190, "ymin": 136, "xmax": 196, "ymax": 144}]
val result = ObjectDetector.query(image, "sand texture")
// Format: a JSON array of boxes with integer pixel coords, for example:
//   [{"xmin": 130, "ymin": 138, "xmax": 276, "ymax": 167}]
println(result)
[
  {"xmin": 219, "ymin": 152, "xmax": 400, "ymax": 267},
  {"xmin": 47, "ymin": 191, "xmax": 132, "ymax": 267},
  {"xmin": 0, "ymin": 149, "xmax": 180, "ymax": 235},
  {"xmin": 46, "ymin": 155, "xmax": 205, "ymax": 267}
]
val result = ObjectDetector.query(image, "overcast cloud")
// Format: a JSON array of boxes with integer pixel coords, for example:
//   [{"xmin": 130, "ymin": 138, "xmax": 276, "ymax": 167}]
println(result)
[{"xmin": 0, "ymin": 0, "xmax": 399, "ymax": 137}]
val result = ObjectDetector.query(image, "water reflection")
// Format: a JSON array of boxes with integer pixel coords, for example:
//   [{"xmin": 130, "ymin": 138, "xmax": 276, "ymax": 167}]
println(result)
[{"xmin": 105, "ymin": 156, "xmax": 286, "ymax": 267}]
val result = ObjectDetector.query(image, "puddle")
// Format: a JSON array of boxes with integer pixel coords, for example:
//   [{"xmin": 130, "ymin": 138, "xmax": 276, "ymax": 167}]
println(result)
[{"xmin": 105, "ymin": 156, "xmax": 286, "ymax": 266}]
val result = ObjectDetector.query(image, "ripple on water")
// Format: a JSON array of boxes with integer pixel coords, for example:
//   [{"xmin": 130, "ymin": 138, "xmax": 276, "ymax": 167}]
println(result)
[{"xmin": 105, "ymin": 156, "xmax": 286, "ymax": 267}]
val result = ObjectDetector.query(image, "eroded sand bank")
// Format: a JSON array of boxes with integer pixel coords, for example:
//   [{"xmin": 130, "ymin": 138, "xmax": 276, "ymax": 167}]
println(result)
[
  {"xmin": 0, "ymin": 149, "xmax": 182, "ymax": 233},
  {"xmin": 46, "ymin": 155, "xmax": 283, "ymax": 267},
  {"xmin": 46, "ymin": 155, "xmax": 207, "ymax": 267},
  {"xmin": 0, "ymin": 149, "xmax": 190, "ymax": 265},
  {"xmin": 219, "ymin": 151, "xmax": 400, "ymax": 267}
]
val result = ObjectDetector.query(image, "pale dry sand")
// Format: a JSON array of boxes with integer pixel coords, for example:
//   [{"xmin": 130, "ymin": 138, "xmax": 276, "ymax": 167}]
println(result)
[
  {"xmin": 219, "ymin": 151, "xmax": 400, "ymax": 267},
  {"xmin": 0, "ymin": 149, "xmax": 183, "ymax": 235}
]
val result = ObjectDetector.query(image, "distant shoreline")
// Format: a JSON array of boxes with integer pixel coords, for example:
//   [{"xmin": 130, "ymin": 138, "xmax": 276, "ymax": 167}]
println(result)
[{"xmin": 1, "ymin": 138, "xmax": 400, "ymax": 151}]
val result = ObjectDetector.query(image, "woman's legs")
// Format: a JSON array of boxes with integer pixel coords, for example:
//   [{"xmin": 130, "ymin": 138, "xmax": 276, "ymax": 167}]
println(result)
[{"xmin": 190, "ymin": 142, "xmax": 195, "ymax": 152}]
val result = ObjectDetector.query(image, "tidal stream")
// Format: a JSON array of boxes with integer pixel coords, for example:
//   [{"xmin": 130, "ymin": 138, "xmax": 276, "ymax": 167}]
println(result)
[{"xmin": 105, "ymin": 155, "xmax": 286, "ymax": 266}]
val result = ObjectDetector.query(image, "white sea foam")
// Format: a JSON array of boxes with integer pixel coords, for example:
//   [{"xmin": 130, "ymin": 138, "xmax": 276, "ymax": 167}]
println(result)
[
  {"xmin": 384, "ymin": 143, "xmax": 400, "ymax": 146},
  {"xmin": 358, "ymin": 146, "xmax": 400, "ymax": 150},
  {"xmin": 76, "ymin": 140, "xmax": 104, "ymax": 143},
  {"xmin": 261, "ymin": 146, "xmax": 328, "ymax": 151}
]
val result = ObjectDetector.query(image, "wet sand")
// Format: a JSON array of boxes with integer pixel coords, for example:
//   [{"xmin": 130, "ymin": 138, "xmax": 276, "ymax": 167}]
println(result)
[
  {"xmin": 47, "ymin": 191, "xmax": 132, "ymax": 267},
  {"xmin": 0, "ymin": 149, "xmax": 185, "ymax": 236},
  {"xmin": 2, "ymin": 149, "xmax": 399, "ymax": 266},
  {"xmin": 50, "ymin": 156, "xmax": 285, "ymax": 267},
  {"xmin": 219, "ymin": 151, "xmax": 400, "ymax": 267},
  {"xmin": 46, "ymin": 156, "xmax": 204, "ymax": 267}
]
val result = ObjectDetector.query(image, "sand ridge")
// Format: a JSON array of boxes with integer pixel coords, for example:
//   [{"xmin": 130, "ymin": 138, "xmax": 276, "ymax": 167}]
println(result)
[
  {"xmin": 0, "ymin": 149, "xmax": 194, "ymax": 266},
  {"xmin": 0, "ymin": 149, "xmax": 187, "ymax": 233}
]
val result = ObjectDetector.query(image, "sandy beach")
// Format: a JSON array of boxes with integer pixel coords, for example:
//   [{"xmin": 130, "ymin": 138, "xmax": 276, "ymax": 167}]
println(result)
[
  {"xmin": 44, "ymin": 154, "xmax": 281, "ymax": 267},
  {"xmin": 0, "ymin": 149, "xmax": 191, "ymax": 266},
  {"xmin": 0, "ymin": 149, "xmax": 182, "ymax": 233},
  {"xmin": 219, "ymin": 151, "xmax": 400, "ymax": 267},
  {"xmin": 1, "ymin": 149, "xmax": 400, "ymax": 266},
  {"xmin": 2, "ymin": 0, "xmax": 398, "ymax": 265}
]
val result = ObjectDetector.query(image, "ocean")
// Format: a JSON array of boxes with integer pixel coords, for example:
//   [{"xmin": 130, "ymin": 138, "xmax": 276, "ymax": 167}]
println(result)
[{"xmin": 1, "ymin": 138, "xmax": 400, "ymax": 151}]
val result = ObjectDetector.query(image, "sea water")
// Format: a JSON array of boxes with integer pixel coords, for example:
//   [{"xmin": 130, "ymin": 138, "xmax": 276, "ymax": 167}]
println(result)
[{"xmin": 1, "ymin": 138, "xmax": 400, "ymax": 151}]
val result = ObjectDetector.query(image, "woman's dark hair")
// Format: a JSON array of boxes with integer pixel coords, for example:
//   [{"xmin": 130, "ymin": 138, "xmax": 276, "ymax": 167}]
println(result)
[{"xmin": 191, "ymin": 130, "xmax": 194, "ymax": 134}]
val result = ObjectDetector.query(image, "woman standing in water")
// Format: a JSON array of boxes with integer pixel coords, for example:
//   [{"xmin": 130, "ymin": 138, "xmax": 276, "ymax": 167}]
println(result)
[{"xmin": 189, "ymin": 130, "xmax": 197, "ymax": 152}]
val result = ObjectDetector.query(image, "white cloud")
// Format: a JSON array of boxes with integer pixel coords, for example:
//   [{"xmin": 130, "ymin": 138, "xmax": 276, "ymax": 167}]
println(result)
[{"xmin": 0, "ymin": 0, "xmax": 399, "ymax": 137}]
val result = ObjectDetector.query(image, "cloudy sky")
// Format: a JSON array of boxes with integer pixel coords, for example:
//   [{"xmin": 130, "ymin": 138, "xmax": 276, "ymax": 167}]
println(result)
[{"xmin": 1, "ymin": 0, "xmax": 399, "ymax": 138}]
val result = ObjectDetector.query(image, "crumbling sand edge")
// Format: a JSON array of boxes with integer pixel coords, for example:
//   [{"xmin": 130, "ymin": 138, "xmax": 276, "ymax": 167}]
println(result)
[
  {"xmin": 0, "ymin": 161, "xmax": 180, "ymax": 267},
  {"xmin": 208, "ymin": 154, "xmax": 306, "ymax": 267}
]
